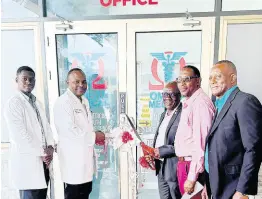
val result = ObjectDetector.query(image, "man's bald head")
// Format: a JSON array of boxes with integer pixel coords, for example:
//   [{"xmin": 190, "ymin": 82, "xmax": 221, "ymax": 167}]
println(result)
[{"xmin": 209, "ymin": 60, "xmax": 237, "ymax": 98}]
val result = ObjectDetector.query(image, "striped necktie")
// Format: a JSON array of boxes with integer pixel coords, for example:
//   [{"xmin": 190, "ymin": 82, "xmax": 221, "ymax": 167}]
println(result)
[{"xmin": 29, "ymin": 94, "xmax": 47, "ymax": 149}]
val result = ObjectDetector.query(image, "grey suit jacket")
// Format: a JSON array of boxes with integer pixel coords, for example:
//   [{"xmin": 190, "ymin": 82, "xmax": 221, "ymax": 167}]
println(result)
[
  {"xmin": 153, "ymin": 103, "xmax": 182, "ymax": 182},
  {"xmin": 206, "ymin": 87, "xmax": 262, "ymax": 199}
]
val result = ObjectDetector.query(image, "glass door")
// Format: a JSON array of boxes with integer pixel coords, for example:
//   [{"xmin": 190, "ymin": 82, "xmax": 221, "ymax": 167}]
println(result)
[
  {"xmin": 45, "ymin": 18, "xmax": 215, "ymax": 199},
  {"xmin": 126, "ymin": 18, "xmax": 215, "ymax": 199},
  {"xmin": 45, "ymin": 21, "xmax": 127, "ymax": 199}
]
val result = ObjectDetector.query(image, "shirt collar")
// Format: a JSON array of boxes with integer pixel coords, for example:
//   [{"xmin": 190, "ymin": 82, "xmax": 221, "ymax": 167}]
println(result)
[
  {"xmin": 165, "ymin": 102, "xmax": 181, "ymax": 117},
  {"xmin": 183, "ymin": 88, "xmax": 203, "ymax": 108},
  {"xmin": 215, "ymin": 85, "xmax": 237, "ymax": 108},
  {"xmin": 19, "ymin": 91, "xmax": 36, "ymax": 102},
  {"xmin": 67, "ymin": 88, "xmax": 84, "ymax": 104}
]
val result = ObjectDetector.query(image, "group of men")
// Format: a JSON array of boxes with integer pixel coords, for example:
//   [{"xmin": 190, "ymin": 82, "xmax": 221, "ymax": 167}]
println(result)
[
  {"xmin": 4, "ymin": 67, "xmax": 104, "ymax": 199},
  {"xmin": 151, "ymin": 60, "xmax": 262, "ymax": 199},
  {"xmin": 4, "ymin": 59, "xmax": 262, "ymax": 199}
]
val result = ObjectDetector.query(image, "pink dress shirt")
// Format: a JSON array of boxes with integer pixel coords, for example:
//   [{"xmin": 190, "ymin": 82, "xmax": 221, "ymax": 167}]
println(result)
[{"xmin": 174, "ymin": 88, "xmax": 215, "ymax": 181}]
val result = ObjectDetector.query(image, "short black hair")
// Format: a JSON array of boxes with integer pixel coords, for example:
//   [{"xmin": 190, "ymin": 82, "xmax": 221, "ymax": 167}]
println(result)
[
  {"xmin": 67, "ymin": 68, "xmax": 85, "ymax": 80},
  {"xmin": 16, "ymin": 66, "xmax": 35, "ymax": 76},
  {"xmin": 183, "ymin": 65, "xmax": 201, "ymax": 78}
]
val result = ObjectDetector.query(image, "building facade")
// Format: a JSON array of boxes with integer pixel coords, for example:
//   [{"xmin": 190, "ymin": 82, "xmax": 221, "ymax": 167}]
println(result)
[{"xmin": 1, "ymin": 0, "xmax": 262, "ymax": 198}]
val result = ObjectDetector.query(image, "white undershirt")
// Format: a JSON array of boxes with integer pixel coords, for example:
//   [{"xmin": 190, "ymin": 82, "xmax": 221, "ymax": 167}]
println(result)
[{"xmin": 155, "ymin": 106, "xmax": 179, "ymax": 148}]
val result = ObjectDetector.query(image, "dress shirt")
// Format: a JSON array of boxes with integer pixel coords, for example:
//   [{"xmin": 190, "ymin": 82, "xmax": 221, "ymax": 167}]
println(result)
[
  {"xmin": 215, "ymin": 86, "xmax": 238, "ymax": 114},
  {"xmin": 155, "ymin": 105, "xmax": 180, "ymax": 148},
  {"xmin": 175, "ymin": 88, "xmax": 215, "ymax": 181}
]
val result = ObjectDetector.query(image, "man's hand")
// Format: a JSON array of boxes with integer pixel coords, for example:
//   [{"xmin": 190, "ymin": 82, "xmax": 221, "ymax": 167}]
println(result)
[
  {"xmin": 44, "ymin": 146, "xmax": 54, "ymax": 156},
  {"xmin": 42, "ymin": 146, "xmax": 54, "ymax": 167},
  {"xmin": 232, "ymin": 191, "xmax": 249, "ymax": 199},
  {"xmin": 145, "ymin": 155, "xmax": 153, "ymax": 162},
  {"xmin": 154, "ymin": 148, "xmax": 160, "ymax": 159},
  {"xmin": 201, "ymin": 185, "xmax": 208, "ymax": 199},
  {"xmin": 95, "ymin": 131, "xmax": 105, "ymax": 144},
  {"xmin": 184, "ymin": 180, "xmax": 196, "ymax": 194}
]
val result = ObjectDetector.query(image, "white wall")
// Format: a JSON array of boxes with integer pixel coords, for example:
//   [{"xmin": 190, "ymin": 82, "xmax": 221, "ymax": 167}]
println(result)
[
  {"xmin": 1, "ymin": 30, "xmax": 36, "ymax": 142},
  {"xmin": 226, "ymin": 23, "xmax": 262, "ymax": 103}
]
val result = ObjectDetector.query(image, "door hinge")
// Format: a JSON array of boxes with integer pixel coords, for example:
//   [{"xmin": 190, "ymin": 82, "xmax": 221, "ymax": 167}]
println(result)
[
  {"xmin": 47, "ymin": 36, "xmax": 50, "ymax": 47},
  {"xmin": 49, "ymin": 71, "xmax": 52, "ymax": 80}
]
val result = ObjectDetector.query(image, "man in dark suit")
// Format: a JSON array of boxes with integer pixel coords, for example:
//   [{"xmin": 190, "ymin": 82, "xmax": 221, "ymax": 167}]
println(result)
[
  {"xmin": 202, "ymin": 60, "xmax": 262, "ymax": 199},
  {"xmin": 150, "ymin": 81, "xmax": 182, "ymax": 199}
]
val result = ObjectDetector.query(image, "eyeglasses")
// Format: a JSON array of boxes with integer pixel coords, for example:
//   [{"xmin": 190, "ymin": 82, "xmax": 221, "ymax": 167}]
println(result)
[
  {"xmin": 176, "ymin": 76, "xmax": 199, "ymax": 83},
  {"xmin": 162, "ymin": 92, "xmax": 180, "ymax": 99}
]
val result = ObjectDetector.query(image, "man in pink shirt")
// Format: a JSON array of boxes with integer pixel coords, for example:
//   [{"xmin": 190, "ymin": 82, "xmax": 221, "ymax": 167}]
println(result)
[{"xmin": 175, "ymin": 65, "xmax": 215, "ymax": 195}]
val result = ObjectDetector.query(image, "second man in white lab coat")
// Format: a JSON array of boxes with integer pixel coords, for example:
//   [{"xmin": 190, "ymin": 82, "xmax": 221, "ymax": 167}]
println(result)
[{"xmin": 53, "ymin": 68, "xmax": 105, "ymax": 199}]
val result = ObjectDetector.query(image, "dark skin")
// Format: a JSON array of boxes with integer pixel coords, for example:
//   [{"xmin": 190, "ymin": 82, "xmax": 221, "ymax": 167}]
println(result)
[
  {"xmin": 145, "ymin": 82, "xmax": 181, "ymax": 163},
  {"xmin": 16, "ymin": 70, "xmax": 54, "ymax": 167},
  {"xmin": 67, "ymin": 70, "xmax": 105, "ymax": 142},
  {"xmin": 209, "ymin": 63, "xmax": 237, "ymax": 98},
  {"xmin": 154, "ymin": 82, "xmax": 181, "ymax": 158},
  {"xmin": 202, "ymin": 63, "xmax": 246, "ymax": 199},
  {"xmin": 177, "ymin": 68, "xmax": 201, "ymax": 98}
]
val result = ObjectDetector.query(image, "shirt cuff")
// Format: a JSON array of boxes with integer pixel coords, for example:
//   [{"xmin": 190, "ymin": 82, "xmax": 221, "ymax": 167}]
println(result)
[{"xmin": 187, "ymin": 172, "xmax": 198, "ymax": 182}]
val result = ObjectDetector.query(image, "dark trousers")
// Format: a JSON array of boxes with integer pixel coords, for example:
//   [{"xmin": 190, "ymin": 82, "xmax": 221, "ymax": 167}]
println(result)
[
  {"xmin": 64, "ymin": 181, "xmax": 92, "ymax": 199},
  {"xmin": 158, "ymin": 161, "xmax": 181, "ymax": 199},
  {"xmin": 19, "ymin": 163, "xmax": 50, "ymax": 199},
  {"xmin": 205, "ymin": 170, "xmax": 212, "ymax": 199}
]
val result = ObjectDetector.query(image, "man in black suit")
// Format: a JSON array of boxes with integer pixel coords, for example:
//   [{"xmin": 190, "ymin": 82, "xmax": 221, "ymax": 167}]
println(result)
[
  {"xmin": 150, "ymin": 81, "xmax": 182, "ymax": 199},
  {"xmin": 202, "ymin": 60, "xmax": 262, "ymax": 199}
]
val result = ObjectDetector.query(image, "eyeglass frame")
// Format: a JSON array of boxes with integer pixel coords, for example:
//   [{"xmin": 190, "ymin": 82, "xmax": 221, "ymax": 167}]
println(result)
[
  {"xmin": 162, "ymin": 92, "xmax": 181, "ymax": 99},
  {"xmin": 176, "ymin": 76, "xmax": 199, "ymax": 83}
]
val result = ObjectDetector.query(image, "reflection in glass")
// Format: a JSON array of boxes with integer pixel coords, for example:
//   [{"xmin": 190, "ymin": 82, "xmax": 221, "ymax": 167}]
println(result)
[
  {"xmin": 56, "ymin": 33, "xmax": 120, "ymax": 199},
  {"xmin": 1, "ymin": 0, "xmax": 40, "ymax": 18},
  {"xmin": 136, "ymin": 31, "xmax": 202, "ymax": 198}
]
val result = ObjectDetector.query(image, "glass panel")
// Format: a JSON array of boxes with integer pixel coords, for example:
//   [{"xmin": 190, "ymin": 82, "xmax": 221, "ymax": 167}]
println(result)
[
  {"xmin": 136, "ymin": 31, "xmax": 202, "ymax": 198},
  {"xmin": 46, "ymin": 0, "xmax": 214, "ymax": 18},
  {"xmin": 1, "ymin": 29, "xmax": 36, "ymax": 198},
  {"xmin": 226, "ymin": 23, "xmax": 262, "ymax": 103},
  {"xmin": 56, "ymin": 33, "xmax": 120, "ymax": 199},
  {"xmin": 1, "ymin": 0, "xmax": 40, "ymax": 19},
  {"xmin": 222, "ymin": 0, "xmax": 262, "ymax": 11}
]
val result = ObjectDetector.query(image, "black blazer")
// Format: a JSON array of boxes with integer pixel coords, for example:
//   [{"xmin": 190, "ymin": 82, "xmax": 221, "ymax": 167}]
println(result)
[
  {"xmin": 153, "ymin": 103, "xmax": 182, "ymax": 182},
  {"xmin": 206, "ymin": 88, "xmax": 262, "ymax": 199}
]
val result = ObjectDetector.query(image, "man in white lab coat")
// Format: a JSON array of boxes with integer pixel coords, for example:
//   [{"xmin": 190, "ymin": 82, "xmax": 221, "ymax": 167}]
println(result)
[
  {"xmin": 53, "ymin": 68, "xmax": 105, "ymax": 199},
  {"xmin": 4, "ymin": 66, "xmax": 55, "ymax": 199}
]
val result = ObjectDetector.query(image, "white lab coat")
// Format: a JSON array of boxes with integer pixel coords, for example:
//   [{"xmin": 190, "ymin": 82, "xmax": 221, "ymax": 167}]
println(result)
[
  {"xmin": 53, "ymin": 89, "xmax": 96, "ymax": 185},
  {"xmin": 4, "ymin": 91, "xmax": 54, "ymax": 190}
]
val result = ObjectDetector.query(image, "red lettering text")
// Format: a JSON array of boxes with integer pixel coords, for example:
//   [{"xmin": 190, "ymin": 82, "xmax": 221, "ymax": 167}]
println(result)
[
  {"xmin": 113, "ymin": 0, "xmax": 121, "ymax": 6},
  {"xmin": 100, "ymin": 0, "xmax": 112, "ymax": 7},
  {"xmin": 137, "ymin": 0, "xmax": 147, "ymax": 5},
  {"xmin": 148, "ymin": 0, "xmax": 158, "ymax": 5},
  {"xmin": 123, "ymin": 0, "xmax": 130, "ymax": 6},
  {"xmin": 100, "ymin": 0, "xmax": 158, "ymax": 7}
]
